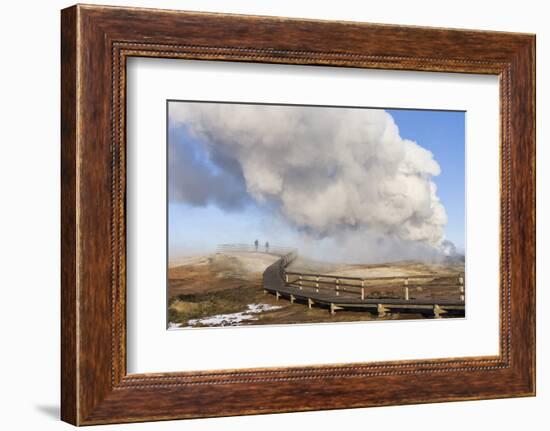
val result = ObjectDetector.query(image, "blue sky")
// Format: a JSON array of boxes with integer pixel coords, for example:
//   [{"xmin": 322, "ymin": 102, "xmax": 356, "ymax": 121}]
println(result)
[
  {"xmin": 386, "ymin": 109, "xmax": 465, "ymax": 250},
  {"xmin": 168, "ymin": 105, "xmax": 465, "ymax": 260}
]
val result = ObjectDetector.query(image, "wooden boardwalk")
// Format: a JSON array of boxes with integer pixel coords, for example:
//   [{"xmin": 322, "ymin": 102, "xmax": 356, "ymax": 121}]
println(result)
[{"xmin": 262, "ymin": 253, "xmax": 465, "ymax": 318}]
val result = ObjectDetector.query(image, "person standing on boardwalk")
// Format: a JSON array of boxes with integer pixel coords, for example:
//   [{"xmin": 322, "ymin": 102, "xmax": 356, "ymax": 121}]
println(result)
[
  {"xmin": 265, "ymin": 241, "xmax": 270, "ymax": 253},
  {"xmin": 254, "ymin": 239, "xmax": 259, "ymax": 252}
]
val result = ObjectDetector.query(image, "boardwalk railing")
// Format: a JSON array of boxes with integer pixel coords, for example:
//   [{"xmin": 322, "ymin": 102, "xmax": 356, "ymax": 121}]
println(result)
[
  {"xmin": 284, "ymin": 271, "xmax": 465, "ymax": 302},
  {"xmin": 262, "ymin": 251, "xmax": 298, "ymax": 297},
  {"xmin": 220, "ymin": 242, "xmax": 465, "ymax": 317},
  {"xmin": 262, "ymin": 253, "xmax": 465, "ymax": 317}
]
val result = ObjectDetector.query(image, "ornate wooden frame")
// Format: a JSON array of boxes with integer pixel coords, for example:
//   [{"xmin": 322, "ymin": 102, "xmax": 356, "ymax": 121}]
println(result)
[{"xmin": 61, "ymin": 4, "xmax": 536, "ymax": 425}]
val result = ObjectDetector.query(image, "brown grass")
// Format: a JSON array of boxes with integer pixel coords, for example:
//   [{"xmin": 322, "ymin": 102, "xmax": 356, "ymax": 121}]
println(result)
[{"xmin": 167, "ymin": 252, "xmax": 465, "ymax": 328}]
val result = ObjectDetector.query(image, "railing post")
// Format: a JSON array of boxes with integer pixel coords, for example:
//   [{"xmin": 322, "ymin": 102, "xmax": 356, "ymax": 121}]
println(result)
[
  {"xmin": 316, "ymin": 276, "xmax": 319, "ymax": 293},
  {"xmin": 299, "ymin": 274, "xmax": 303, "ymax": 290},
  {"xmin": 459, "ymin": 275, "xmax": 464, "ymax": 301},
  {"xmin": 404, "ymin": 278, "xmax": 409, "ymax": 301},
  {"xmin": 336, "ymin": 278, "xmax": 340, "ymax": 296},
  {"xmin": 361, "ymin": 280, "xmax": 365, "ymax": 300}
]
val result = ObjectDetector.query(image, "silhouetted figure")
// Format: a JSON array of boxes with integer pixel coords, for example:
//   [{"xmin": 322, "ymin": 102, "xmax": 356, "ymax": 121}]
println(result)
[
  {"xmin": 265, "ymin": 241, "xmax": 270, "ymax": 253},
  {"xmin": 254, "ymin": 239, "xmax": 259, "ymax": 252}
]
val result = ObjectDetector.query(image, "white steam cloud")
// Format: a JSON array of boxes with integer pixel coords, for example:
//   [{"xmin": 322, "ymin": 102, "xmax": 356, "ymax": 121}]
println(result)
[{"xmin": 169, "ymin": 103, "xmax": 452, "ymax": 261}]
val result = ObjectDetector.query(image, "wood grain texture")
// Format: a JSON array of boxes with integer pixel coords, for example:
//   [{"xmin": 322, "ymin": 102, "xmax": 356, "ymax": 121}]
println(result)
[
  {"xmin": 60, "ymin": 4, "xmax": 536, "ymax": 425},
  {"xmin": 60, "ymin": 5, "xmax": 78, "ymax": 425}
]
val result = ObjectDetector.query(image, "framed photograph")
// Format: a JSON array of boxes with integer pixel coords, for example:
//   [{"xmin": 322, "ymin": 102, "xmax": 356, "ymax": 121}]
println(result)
[
  {"xmin": 166, "ymin": 101, "xmax": 467, "ymax": 329},
  {"xmin": 61, "ymin": 4, "xmax": 535, "ymax": 425}
]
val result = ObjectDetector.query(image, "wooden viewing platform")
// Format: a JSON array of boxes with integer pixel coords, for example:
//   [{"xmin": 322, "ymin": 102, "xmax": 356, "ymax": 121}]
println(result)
[{"xmin": 262, "ymin": 252, "xmax": 465, "ymax": 318}]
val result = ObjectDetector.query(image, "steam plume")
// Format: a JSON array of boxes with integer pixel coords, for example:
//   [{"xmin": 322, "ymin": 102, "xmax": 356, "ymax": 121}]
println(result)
[{"xmin": 169, "ymin": 102, "xmax": 452, "ymax": 260}]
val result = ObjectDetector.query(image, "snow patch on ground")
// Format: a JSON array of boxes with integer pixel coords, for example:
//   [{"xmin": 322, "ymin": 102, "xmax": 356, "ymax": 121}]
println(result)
[
  {"xmin": 185, "ymin": 303, "xmax": 283, "ymax": 327},
  {"xmin": 168, "ymin": 322, "xmax": 182, "ymax": 329}
]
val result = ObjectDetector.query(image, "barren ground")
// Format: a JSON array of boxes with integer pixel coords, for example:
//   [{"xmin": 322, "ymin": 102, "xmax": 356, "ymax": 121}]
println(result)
[{"xmin": 168, "ymin": 252, "xmax": 465, "ymax": 328}]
